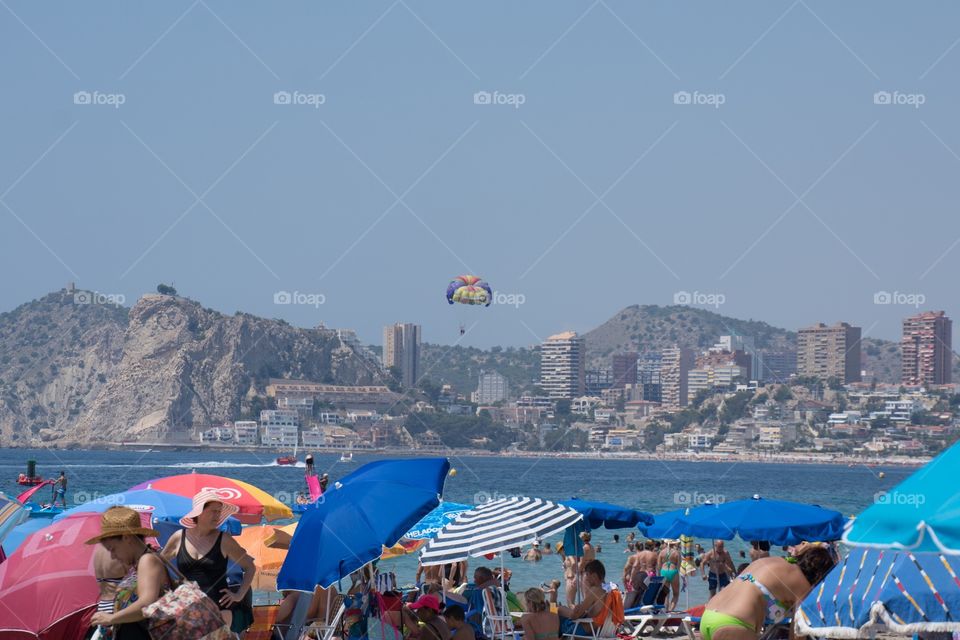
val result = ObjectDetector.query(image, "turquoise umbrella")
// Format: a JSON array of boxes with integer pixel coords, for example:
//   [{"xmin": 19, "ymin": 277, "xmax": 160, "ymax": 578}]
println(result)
[{"xmin": 844, "ymin": 440, "xmax": 960, "ymax": 554}]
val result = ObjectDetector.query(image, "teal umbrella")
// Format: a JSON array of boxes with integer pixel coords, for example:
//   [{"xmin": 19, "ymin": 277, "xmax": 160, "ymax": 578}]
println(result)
[{"xmin": 844, "ymin": 440, "xmax": 960, "ymax": 554}]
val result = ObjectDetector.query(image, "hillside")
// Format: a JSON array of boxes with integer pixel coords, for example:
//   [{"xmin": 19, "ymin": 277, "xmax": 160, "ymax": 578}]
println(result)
[
  {"xmin": 583, "ymin": 304, "xmax": 916, "ymax": 383},
  {"xmin": 419, "ymin": 343, "xmax": 540, "ymax": 396},
  {"xmin": 0, "ymin": 289, "xmax": 383, "ymax": 445}
]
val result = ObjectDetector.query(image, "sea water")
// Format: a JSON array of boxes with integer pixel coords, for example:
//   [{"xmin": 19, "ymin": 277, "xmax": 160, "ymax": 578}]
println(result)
[{"xmin": 0, "ymin": 448, "xmax": 912, "ymax": 605}]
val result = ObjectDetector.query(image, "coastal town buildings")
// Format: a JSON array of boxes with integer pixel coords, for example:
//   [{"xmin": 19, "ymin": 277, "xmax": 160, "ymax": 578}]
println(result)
[
  {"xmin": 473, "ymin": 370, "xmax": 509, "ymax": 404},
  {"xmin": 612, "ymin": 352, "xmax": 639, "ymax": 388},
  {"xmin": 661, "ymin": 346, "xmax": 695, "ymax": 408},
  {"xmin": 901, "ymin": 311, "xmax": 953, "ymax": 386},
  {"xmin": 540, "ymin": 331, "xmax": 585, "ymax": 399},
  {"xmin": 797, "ymin": 322, "xmax": 862, "ymax": 383}
]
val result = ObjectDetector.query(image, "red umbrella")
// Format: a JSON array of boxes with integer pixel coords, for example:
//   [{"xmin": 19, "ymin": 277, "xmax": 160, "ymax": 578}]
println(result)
[{"xmin": 0, "ymin": 513, "xmax": 100, "ymax": 639}]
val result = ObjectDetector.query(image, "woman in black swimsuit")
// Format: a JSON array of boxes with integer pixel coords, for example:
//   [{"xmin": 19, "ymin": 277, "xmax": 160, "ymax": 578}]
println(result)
[{"xmin": 161, "ymin": 490, "xmax": 256, "ymax": 626}]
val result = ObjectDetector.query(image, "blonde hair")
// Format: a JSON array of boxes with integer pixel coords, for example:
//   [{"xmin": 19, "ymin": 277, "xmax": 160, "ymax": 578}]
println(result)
[
  {"xmin": 524, "ymin": 588, "xmax": 548, "ymax": 613},
  {"xmin": 580, "ymin": 532, "xmax": 591, "ymax": 542}
]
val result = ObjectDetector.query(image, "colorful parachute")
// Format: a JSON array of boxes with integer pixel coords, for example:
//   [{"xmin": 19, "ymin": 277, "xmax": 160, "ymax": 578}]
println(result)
[{"xmin": 446, "ymin": 275, "xmax": 492, "ymax": 306}]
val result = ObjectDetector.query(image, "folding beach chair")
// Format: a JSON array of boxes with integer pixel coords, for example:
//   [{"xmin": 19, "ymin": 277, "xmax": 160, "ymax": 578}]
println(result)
[
  {"xmin": 482, "ymin": 586, "xmax": 521, "ymax": 640},
  {"xmin": 273, "ymin": 592, "xmax": 346, "ymax": 640},
  {"xmin": 621, "ymin": 577, "xmax": 686, "ymax": 637},
  {"xmin": 565, "ymin": 588, "xmax": 625, "ymax": 640}
]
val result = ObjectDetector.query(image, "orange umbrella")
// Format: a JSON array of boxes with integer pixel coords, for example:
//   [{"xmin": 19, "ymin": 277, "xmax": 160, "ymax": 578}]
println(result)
[{"xmin": 237, "ymin": 525, "xmax": 290, "ymax": 591}]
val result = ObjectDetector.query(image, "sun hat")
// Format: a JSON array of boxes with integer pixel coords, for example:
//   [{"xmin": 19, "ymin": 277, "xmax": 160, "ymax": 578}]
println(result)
[
  {"xmin": 179, "ymin": 489, "xmax": 241, "ymax": 528},
  {"xmin": 409, "ymin": 594, "xmax": 441, "ymax": 613},
  {"xmin": 85, "ymin": 506, "xmax": 160, "ymax": 544}
]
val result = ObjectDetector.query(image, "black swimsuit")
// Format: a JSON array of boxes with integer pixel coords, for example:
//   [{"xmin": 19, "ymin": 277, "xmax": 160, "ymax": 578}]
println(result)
[{"xmin": 177, "ymin": 531, "xmax": 230, "ymax": 610}]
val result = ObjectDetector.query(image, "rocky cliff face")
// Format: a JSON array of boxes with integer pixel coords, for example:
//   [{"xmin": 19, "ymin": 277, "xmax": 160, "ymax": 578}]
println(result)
[{"xmin": 0, "ymin": 290, "xmax": 383, "ymax": 445}]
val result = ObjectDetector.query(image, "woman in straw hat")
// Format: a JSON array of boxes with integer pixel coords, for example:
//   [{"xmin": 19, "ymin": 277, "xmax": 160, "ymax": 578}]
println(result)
[
  {"xmin": 160, "ymin": 489, "xmax": 256, "ymax": 627},
  {"xmin": 88, "ymin": 507, "xmax": 169, "ymax": 638}
]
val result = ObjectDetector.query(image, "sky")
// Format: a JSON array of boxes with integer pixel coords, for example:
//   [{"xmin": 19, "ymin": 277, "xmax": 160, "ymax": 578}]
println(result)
[{"xmin": 2, "ymin": 1, "xmax": 960, "ymax": 349}]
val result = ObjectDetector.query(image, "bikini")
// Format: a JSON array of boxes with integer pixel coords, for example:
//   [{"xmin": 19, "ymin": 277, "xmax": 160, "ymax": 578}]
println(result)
[
  {"xmin": 699, "ymin": 573, "xmax": 791, "ymax": 640},
  {"xmin": 96, "ymin": 576, "xmax": 124, "ymax": 613}
]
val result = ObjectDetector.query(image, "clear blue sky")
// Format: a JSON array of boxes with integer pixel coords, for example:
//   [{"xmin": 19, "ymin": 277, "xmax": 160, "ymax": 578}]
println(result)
[{"xmin": 2, "ymin": 1, "xmax": 959, "ymax": 349}]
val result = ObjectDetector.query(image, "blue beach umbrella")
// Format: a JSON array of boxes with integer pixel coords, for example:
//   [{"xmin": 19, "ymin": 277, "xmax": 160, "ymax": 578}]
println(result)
[
  {"xmin": 404, "ymin": 502, "xmax": 471, "ymax": 540},
  {"xmin": 278, "ymin": 457, "xmax": 450, "ymax": 591},
  {"xmin": 796, "ymin": 546, "xmax": 960, "ymax": 637},
  {"xmin": 561, "ymin": 499, "xmax": 655, "ymax": 530},
  {"xmin": 643, "ymin": 496, "xmax": 845, "ymax": 545},
  {"xmin": 1, "ymin": 517, "xmax": 51, "ymax": 554},
  {"xmin": 844, "ymin": 441, "xmax": 960, "ymax": 554},
  {"xmin": 52, "ymin": 488, "xmax": 242, "ymax": 534}
]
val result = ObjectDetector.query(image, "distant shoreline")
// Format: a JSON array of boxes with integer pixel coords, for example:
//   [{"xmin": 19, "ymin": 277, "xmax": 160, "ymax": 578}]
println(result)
[{"xmin": 7, "ymin": 442, "xmax": 927, "ymax": 468}]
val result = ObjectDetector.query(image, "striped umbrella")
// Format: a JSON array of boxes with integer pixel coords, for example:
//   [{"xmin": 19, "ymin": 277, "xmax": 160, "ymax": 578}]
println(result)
[
  {"xmin": 419, "ymin": 496, "xmax": 583, "ymax": 566},
  {"xmin": 0, "ymin": 492, "xmax": 28, "ymax": 547}
]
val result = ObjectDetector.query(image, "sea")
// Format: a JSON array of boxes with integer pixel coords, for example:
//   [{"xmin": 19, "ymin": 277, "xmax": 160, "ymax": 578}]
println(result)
[{"xmin": 1, "ymin": 448, "xmax": 915, "ymax": 605}]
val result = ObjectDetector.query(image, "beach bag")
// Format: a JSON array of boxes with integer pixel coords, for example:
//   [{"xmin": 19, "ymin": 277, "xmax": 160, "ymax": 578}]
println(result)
[
  {"xmin": 375, "ymin": 571, "xmax": 397, "ymax": 593},
  {"xmin": 364, "ymin": 592, "xmax": 403, "ymax": 640},
  {"xmin": 143, "ymin": 555, "xmax": 235, "ymax": 640}
]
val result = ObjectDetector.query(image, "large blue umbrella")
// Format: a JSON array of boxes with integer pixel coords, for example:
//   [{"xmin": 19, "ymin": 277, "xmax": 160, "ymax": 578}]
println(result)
[
  {"xmin": 844, "ymin": 441, "xmax": 960, "ymax": 554},
  {"xmin": 51, "ymin": 488, "xmax": 242, "ymax": 534},
  {"xmin": 404, "ymin": 502, "xmax": 471, "ymax": 540},
  {"xmin": 1, "ymin": 518, "xmax": 51, "ymax": 554},
  {"xmin": 278, "ymin": 457, "xmax": 450, "ymax": 591},
  {"xmin": 796, "ymin": 547, "xmax": 960, "ymax": 637},
  {"xmin": 643, "ymin": 496, "xmax": 845, "ymax": 545},
  {"xmin": 561, "ymin": 499, "xmax": 654, "ymax": 530}
]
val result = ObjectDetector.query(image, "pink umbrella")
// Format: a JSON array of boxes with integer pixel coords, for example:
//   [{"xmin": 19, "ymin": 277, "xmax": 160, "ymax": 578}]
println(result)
[{"xmin": 0, "ymin": 512, "xmax": 101, "ymax": 639}]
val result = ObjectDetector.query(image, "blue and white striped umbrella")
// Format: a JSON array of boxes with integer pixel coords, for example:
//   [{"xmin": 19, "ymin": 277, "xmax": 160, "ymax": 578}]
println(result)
[{"xmin": 419, "ymin": 496, "xmax": 583, "ymax": 566}]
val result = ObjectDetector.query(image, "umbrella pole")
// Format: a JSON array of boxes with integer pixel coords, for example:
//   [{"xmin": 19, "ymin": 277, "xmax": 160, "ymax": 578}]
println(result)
[{"xmin": 500, "ymin": 553, "xmax": 507, "ymax": 640}]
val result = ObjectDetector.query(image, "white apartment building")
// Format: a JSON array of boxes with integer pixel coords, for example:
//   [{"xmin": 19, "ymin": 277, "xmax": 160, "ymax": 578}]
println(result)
[
  {"xmin": 260, "ymin": 409, "xmax": 299, "ymax": 448},
  {"xmin": 474, "ymin": 370, "xmax": 509, "ymax": 404},
  {"xmin": 758, "ymin": 424, "xmax": 797, "ymax": 449},
  {"xmin": 540, "ymin": 332, "xmax": 585, "ymax": 399},
  {"xmin": 234, "ymin": 421, "xmax": 259, "ymax": 445}
]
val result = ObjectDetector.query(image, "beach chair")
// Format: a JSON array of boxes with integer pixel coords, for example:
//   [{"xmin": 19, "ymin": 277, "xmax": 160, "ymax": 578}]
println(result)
[
  {"xmin": 621, "ymin": 578, "xmax": 686, "ymax": 637},
  {"xmin": 273, "ymin": 593, "xmax": 346, "ymax": 640},
  {"xmin": 565, "ymin": 588, "xmax": 625, "ymax": 640},
  {"xmin": 482, "ymin": 586, "xmax": 521, "ymax": 640}
]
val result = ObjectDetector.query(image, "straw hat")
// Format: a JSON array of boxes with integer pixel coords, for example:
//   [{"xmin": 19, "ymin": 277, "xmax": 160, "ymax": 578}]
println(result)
[
  {"xmin": 85, "ymin": 506, "xmax": 159, "ymax": 544},
  {"xmin": 179, "ymin": 489, "xmax": 240, "ymax": 528}
]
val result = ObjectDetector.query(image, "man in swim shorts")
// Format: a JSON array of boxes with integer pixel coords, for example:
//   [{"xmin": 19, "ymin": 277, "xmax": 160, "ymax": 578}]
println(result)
[{"xmin": 701, "ymin": 540, "xmax": 735, "ymax": 597}]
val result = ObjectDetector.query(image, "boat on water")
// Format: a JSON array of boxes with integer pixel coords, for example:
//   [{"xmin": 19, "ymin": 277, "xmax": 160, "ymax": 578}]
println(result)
[
  {"xmin": 339, "ymin": 451, "xmax": 353, "ymax": 463},
  {"xmin": 276, "ymin": 455, "xmax": 297, "ymax": 465},
  {"xmin": 24, "ymin": 502, "xmax": 64, "ymax": 518},
  {"xmin": 16, "ymin": 460, "xmax": 44, "ymax": 486}
]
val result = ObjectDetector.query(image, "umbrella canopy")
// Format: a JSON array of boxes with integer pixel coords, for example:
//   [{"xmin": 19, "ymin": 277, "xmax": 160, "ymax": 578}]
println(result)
[
  {"xmin": 561, "ymin": 499, "xmax": 654, "ymax": 530},
  {"xmin": 0, "ymin": 513, "xmax": 101, "ymax": 639},
  {"xmin": 796, "ymin": 546, "xmax": 960, "ymax": 638},
  {"xmin": 0, "ymin": 492, "xmax": 28, "ymax": 547},
  {"xmin": 404, "ymin": 502, "xmax": 472, "ymax": 540},
  {"xmin": 51, "ymin": 488, "xmax": 242, "ymax": 534},
  {"xmin": 843, "ymin": 441, "xmax": 960, "ymax": 554},
  {"xmin": 643, "ymin": 496, "xmax": 845, "ymax": 545},
  {"xmin": 236, "ymin": 525, "xmax": 290, "ymax": 591},
  {"xmin": 420, "ymin": 497, "xmax": 583, "ymax": 566},
  {"xmin": 1, "ymin": 518, "xmax": 51, "ymax": 555},
  {"xmin": 129, "ymin": 472, "xmax": 292, "ymax": 523},
  {"xmin": 277, "ymin": 457, "xmax": 450, "ymax": 591}
]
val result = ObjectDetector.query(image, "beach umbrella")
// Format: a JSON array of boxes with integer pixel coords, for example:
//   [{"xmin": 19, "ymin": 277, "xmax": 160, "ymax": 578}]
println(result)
[
  {"xmin": 795, "ymin": 546, "xmax": 960, "ymax": 637},
  {"xmin": 277, "ymin": 457, "xmax": 450, "ymax": 591},
  {"xmin": 419, "ymin": 497, "xmax": 583, "ymax": 566},
  {"xmin": 643, "ymin": 495, "xmax": 845, "ymax": 545},
  {"xmin": 129, "ymin": 472, "xmax": 292, "ymax": 523},
  {"xmin": 0, "ymin": 492, "xmax": 28, "ymax": 547},
  {"xmin": 1, "ymin": 518, "xmax": 51, "ymax": 555},
  {"xmin": 51, "ymin": 488, "xmax": 242, "ymax": 534},
  {"xmin": 403, "ymin": 501, "xmax": 472, "ymax": 540},
  {"xmin": 561, "ymin": 499, "xmax": 655, "ymax": 530},
  {"xmin": 0, "ymin": 512, "xmax": 101, "ymax": 639},
  {"xmin": 843, "ymin": 441, "xmax": 960, "ymax": 553},
  {"xmin": 235, "ymin": 525, "xmax": 291, "ymax": 591}
]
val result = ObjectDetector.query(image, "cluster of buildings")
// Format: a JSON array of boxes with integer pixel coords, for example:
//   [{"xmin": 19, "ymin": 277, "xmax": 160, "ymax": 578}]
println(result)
[{"xmin": 193, "ymin": 311, "xmax": 956, "ymax": 457}]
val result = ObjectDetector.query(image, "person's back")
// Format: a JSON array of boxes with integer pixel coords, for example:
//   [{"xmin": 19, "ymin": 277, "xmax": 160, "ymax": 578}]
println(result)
[
  {"xmin": 93, "ymin": 544, "xmax": 127, "ymax": 614},
  {"xmin": 522, "ymin": 610, "xmax": 561, "ymax": 640}
]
